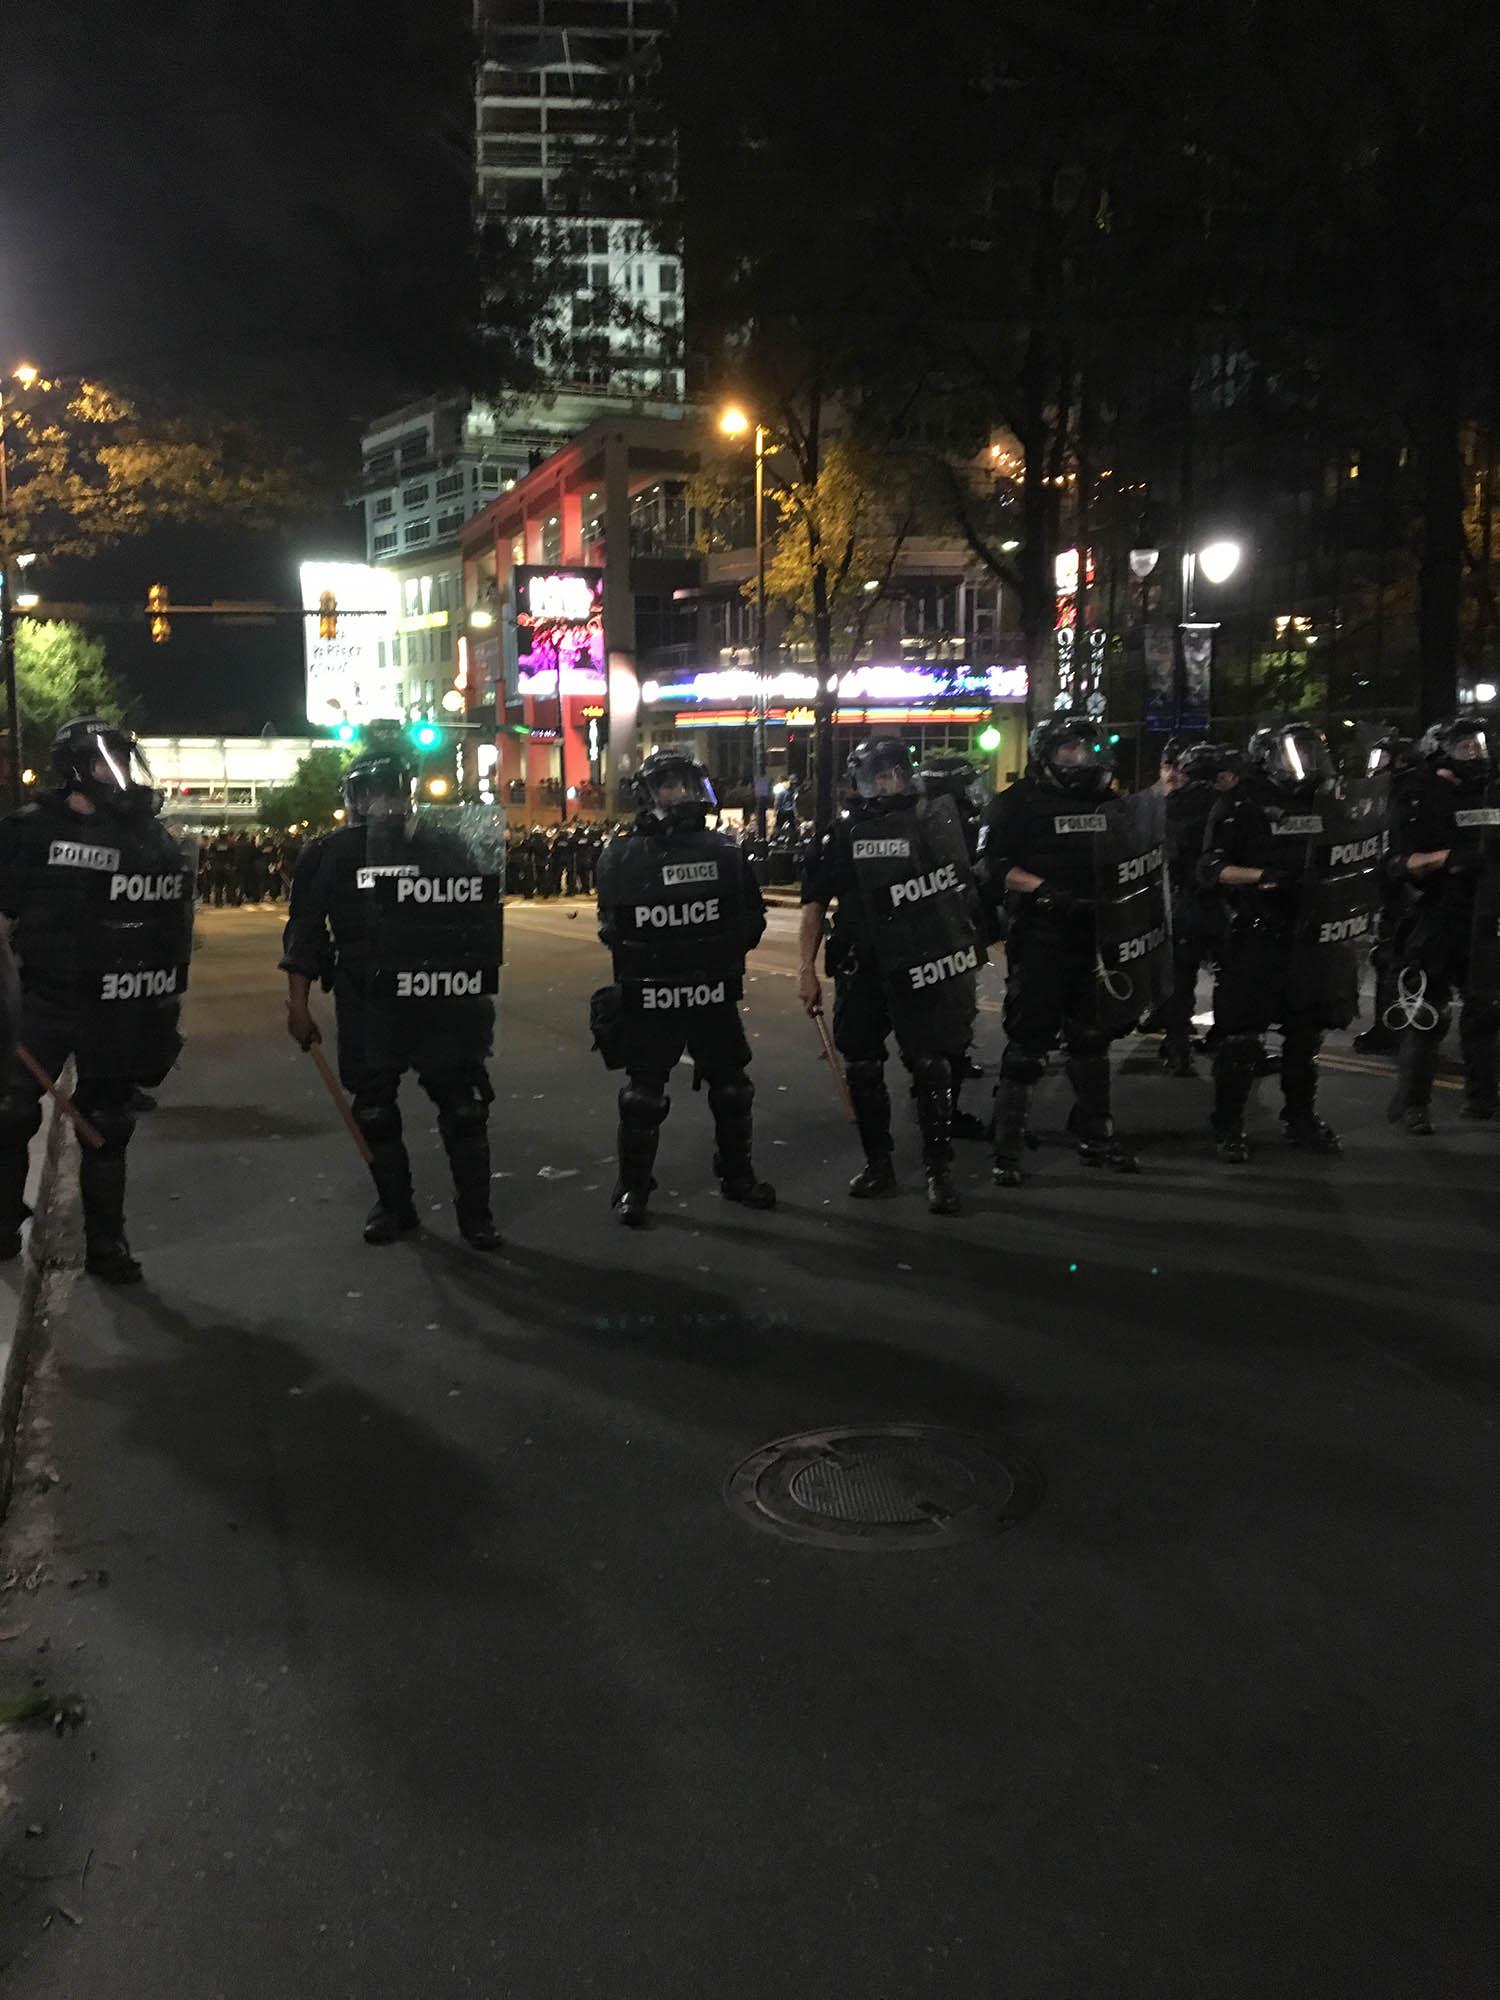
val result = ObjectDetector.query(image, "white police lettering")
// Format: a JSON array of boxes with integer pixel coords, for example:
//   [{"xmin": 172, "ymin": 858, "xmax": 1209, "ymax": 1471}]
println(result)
[
  {"xmin": 642, "ymin": 981, "xmax": 727, "ymax": 1009},
  {"xmin": 356, "ymin": 865, "xmax": 420, "ymax": 889},
  {"xmin": 906, "ymin": 943, "xmax": 980, "ymax": 990},
  {"xmin": 108, "ymin": 872, "xmax": 184, "ymax": 903},
  {"xmin": 632, "ymin": 899, "xmax": 720, "ymax": 929},
  {"xmin": 100, "ymin": 967, "xmax": 179, "ymax": 1001},
  {"xmin": 852, "ymin": 837, "xmax": 910, "ymax": 859},
  {"xmin": 1116, "ymin": 845, "xmax": 1164, "ymax": 887},
  {"xmin": 1454, "ymin": 808, "xmax": 1500, "ymax": 829},
  {"xmin": 661, "ymin": 861, "xmax": 719, "ymax": 886},
  {"xmin": 888, "ymin": 862, "xmax": 959, "ymax": 908},
  {"xmin": 395, "ymin": 969, "xmax": 486, "ymax": 998},
  {"xmin": 1116, "ymin": 925, "xmax": 1167, "ymax": 963},
  {"xmin": 1053, "ymin": 814, "xmax": 1107, "ymax": 834},
  {"xmin": 47, "ymin": 839, "xmax": 120, "ymax": 872},
  {"xmin": 1274, "ymin": 815, "xmax": 1324, "ymax": 836},
  {"xmin": 1328, "ymin": 834, "xmax": 1384, "ymax": 867},
  {"xmin": 395, "ymin": 875, "xmax": 485, "ymax": 904},
  {"xmin": 1318, "ymin": 913, "xmax": 1371, "ymax": 945}
]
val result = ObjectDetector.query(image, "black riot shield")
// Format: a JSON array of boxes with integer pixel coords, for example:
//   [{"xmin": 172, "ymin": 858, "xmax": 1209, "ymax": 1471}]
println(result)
[
  {"xmin": 1285, "ymin": 774, "xmax": 1390, "ymax": 1023},
  {"xmin": 600, "ymin": 825, "xmax": 747, "ymax": 1010},
  {"xmin": 1093, "ymin": 790, "xmax": 1172, "ymax": 1035},
  {"xmin": 1459, "ymin": 779, "xmax": 1500, "ymax": 1003},
  {"xmin": 361, "ymin": 805, "xmax": 504, "ymax": 1073},
  {"xmin": 849, "ymin": 796, "xmax": 982, "ymax": 1053},
  {"xmin": 74, "ymin": 829, "xmax": 197, "ymax": 1079}
]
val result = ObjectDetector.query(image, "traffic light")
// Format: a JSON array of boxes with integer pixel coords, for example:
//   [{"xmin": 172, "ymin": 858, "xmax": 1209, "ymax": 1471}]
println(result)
[
  {"xmin": 1107, "ymin": 732, "xmax": 1121, "ymax": 746},
  {"xmin": 977, "ymin": 725, "xmax": 1002, "ymax": 753},
  {"xmin": 147, "ymin": 583, "xmax": 170, "ymax": 645},
  {"xmin": 318, "ymin": 590, "xmax": 338, "ymax": 641},
  {"xmin": 334, "ymin": 722, "xmax": 357, "ymax": 744},
  {"xmin": 411, "ymin": 722, "xmax": 440, "ymax": 749}
]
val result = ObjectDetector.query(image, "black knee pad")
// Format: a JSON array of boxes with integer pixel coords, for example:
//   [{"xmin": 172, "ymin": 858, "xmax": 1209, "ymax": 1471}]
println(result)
[
  {"xmin": 999, "ymin": 1045, "xmax": 1047, "ymax": 1085},
  {"xmin": 1280, "ymin": 1023, "xmax": 1323, "ymax": 1066},
  {"xmin": 0, "ymin": 1086, "xmax": 42, "ymax": 1150},
  {"xmin": 619, "ymin": 1081, "xmax": 669, "ymax": 1129},
  {"xmin": 1215, "ymin": 1033, "xmax": 1261, "ymax": 1077},
  {"xmin": 1065, "ymin": 1028, "xmax": 1111, "ymax": 1061},
  {"xmin": 911, "ymin": 1053, "xmax": 952, "ymax": 1092},
  {"xmin": 706, "ymin": 1071, "xmax": 753, "ymax": 1116},
  {"xmin": 353, "ymin": 1098, "xmax": 403, "ymax": 1148},
  {"xmin": 438, "ymin": 1092, "xmax": 488, "ymax": 1138},
  {"xmin": 844, "ymin": 1058, "xmax": 886, "ymax": 1091}
]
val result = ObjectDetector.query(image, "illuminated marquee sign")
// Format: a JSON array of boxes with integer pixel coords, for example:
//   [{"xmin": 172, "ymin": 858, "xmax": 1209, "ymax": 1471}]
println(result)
[
  {"xmin": 513, "ymin": 564, "xmax": 607, "ymax": 697},
  {"xmin": 641, "ymin": 663, "xmax": 1027, "ymax": 706},
  {"xmin": 300, "ymin": 559, "xmax": 401, "ymax": 728}
]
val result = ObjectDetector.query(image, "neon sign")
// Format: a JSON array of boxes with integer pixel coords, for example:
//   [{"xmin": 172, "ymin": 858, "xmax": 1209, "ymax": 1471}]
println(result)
[
  {"xmin": 514, "ymin": 564, "xmax": 606, "ymax": 697},
  {"xmin": 641, "ymin": 663, "xmax": 1027, "ymax": 706}
]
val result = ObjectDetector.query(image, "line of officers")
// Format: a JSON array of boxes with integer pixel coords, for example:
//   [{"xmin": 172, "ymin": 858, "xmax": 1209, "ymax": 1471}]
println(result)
[{"xmin": 0, "ymin": 709, "xmax": 1491, "ymax": 1285}]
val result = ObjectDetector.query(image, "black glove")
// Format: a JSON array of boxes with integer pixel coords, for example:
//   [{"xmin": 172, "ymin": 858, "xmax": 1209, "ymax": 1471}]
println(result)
[
  {"xmin": 1257, "ymin": 865, "xmax": 1295, "ymax": 892},
  {"xmin": 1032, "ymin": 881, "xmax": 1091, "ymax": 918}
]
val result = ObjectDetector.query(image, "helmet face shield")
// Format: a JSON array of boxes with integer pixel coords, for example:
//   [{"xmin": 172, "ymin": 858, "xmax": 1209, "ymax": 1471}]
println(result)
[
  {"xmin": 848, "ymin": 739, "xmax": 914, "ymax": 802},
  {"xmin": 1443, "ymin": 724, "xmax": 1490, "ymax": 785},
  {"xmin": 53, "ymin": 720, "xmax": 159, "ymax": 815},
  {"xmin": 343, "ymin": 755, "xmax": 415, "ymax": 823},
  {"xmin": 1258, "ymin": 725, "xmax": 1331, "ymax": 792},
  {"xmin": 639, "ymin": 759, "xmax": 716, "ymax": 817},
  {"xmin": 1031, "ymin": 721, "xmax": 1113, "ymax": 797},
  {"xmin": 90, "ymin": 730, "xmax": 156, "ymax": 799}
]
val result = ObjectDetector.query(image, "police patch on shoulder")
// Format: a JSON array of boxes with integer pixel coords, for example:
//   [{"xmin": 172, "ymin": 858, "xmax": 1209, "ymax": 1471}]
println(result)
[
  {"xmin": 356, "ymin": 865, "xmax": 421, "ymax": 888},
  {"xmin": 1274, "ymin": 815, "xmax": 1324, "ymax": 836},
  {"xmin": 1053, "ymin": 814, "xmax": 1107, "ymax": 834},
  {"xmin": 661, "ymin": 860, "xmax": 719, "ymax": 885},
  {"xmin": 1454, "ymin": 808, "xmax": 1500, "ymax": 828},
  {"xmin": 852, "ymin": 837, "xmax": 910, "ymax": 859},
  {"xmin": 47, "ymin": 838, "xmax": 121, "ymax": 872}
]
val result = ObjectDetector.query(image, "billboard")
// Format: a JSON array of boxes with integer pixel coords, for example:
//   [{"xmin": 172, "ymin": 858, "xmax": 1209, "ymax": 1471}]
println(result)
[
  {"xmin": 301, "ymin": 561, "xmax": 401, "ymax": 729},
  {"xmin": 512, "ymin": 565, "xmax": 606, "ymax": 698}
]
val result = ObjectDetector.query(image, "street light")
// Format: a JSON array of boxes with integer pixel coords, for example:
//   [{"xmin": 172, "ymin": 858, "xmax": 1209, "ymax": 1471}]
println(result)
[
  {"xmin": 1197, "ymin": 540, "xmax": 1242, "ymax": 587},
  {"xmin": 719, "ymin": 402, "xmax": 772, "ymax": 840}
]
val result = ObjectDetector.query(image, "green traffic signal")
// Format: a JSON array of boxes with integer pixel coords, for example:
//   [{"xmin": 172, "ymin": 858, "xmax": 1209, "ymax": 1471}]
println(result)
[
  {"xmin": 1107, "ymin": 732, "xmax": 1121, "ymax": 745},
  {"xmin": 412, "ymin": 723, "xmax": 440, "ymax": 749},
  {"xmin": 977, "ymin": 725, "xmax": 1002, "ymax": 753},
  {"xmin": 334, "ymin": 722, "xmax": 357, "ymax": 744}
]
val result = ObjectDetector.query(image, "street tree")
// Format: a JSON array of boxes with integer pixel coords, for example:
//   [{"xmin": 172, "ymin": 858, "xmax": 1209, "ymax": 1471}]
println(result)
[
  {"xmin": 258, "ymin": 748, "xmax": 352, "ymax": 836},
  {"xmin": 14, "ymin": 619, "xmax": 131, "ymax": 775}
]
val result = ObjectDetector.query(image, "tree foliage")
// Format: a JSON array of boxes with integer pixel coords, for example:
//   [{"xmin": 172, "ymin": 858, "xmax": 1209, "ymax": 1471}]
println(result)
[
  {"xmin": 0, "ymin": 376, "xmax": 306, "ymax": 567},
  {"xmin": 257, "ymin": 748, "xmax": 352, "ymax": 835},
  {"xmin": 14, "ymin": 619, "xmax": 131, "ymax": 774}
]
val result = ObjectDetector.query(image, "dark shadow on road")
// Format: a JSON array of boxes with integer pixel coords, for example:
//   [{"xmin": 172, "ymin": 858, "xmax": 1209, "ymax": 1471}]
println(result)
[{"xmin": 144, "ymin": 1104, "xmax": 329, "ymax": 1142}]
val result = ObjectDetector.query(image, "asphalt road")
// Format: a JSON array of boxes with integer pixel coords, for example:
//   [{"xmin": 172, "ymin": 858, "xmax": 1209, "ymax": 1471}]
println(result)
[{"xmin": 0, "ymin": 899, "xmax": 1495, "ymax": 1998}]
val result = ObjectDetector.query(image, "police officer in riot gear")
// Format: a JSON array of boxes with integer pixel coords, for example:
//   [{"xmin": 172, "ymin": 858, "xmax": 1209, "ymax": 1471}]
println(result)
[
  {"xmin": 1155, "ymin": 740, "xmax": 1240, "ymax": 1075},
  {"xmin": 977, "ymin": 718, "xmax": 1150, "ymax": 1185},
  {"xmin": 799, "ymin": 739, "xmax": 983, "ymax": 1216},
  {"xmin": 1352, "ymin": 731, "xmax": 1419, "ymax": 1057},
  {"xmin": 593, "ymin": 749, "xmax": 773, "ymax": 1227},
  {"xmin": 280, "ymin": 748, "xmax": 503, "ymax": 1249},
  {"xmin": 0, "ymin": 718, "xmax": 193, "ymax": 1282},
  {"xmin": 1198, "ymin": 722, "xmax": 1366, "ymax": 1162},
  {"xmin": 1385, "ymin": 715, "xmax": 1500, "ymax": 1130}
]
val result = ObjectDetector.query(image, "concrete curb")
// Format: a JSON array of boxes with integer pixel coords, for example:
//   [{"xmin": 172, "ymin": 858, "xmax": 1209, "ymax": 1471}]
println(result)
[{"xmin": 0, "ymin": 1088, "xmax": 73, "ymax": 1518}]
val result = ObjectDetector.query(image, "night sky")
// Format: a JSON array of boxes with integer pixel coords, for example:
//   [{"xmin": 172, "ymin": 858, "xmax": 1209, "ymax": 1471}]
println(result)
[{"xmin": 0, "ymin": 0, "xmax": 476, "ymax": 735}]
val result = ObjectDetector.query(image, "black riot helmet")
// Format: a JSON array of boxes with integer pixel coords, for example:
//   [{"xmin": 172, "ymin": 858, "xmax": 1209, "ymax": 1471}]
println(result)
[
  {"xmin": 628, "ymin": 748, "xmax": 717, "ymax": 832},
  {"xmin": 1365, "ymin": 729, "xmax": 1414, "ymax": 779},
  {"xmin": 50, "ymin": 717, "xmax": 159, "ymax": 817},
  {"xmin": 342, "ymin": 748, "xmax": 416, "ymax": 824},
  {"xmin": 1159, "ymin": 732, "xmax": 1196, "ymax": 772},
  {"xmin": 847, "ymin": 738, "xmax": 915, "ymax": 807},
  {"xmin": 1246, "ymin": 723, "xmax": 1333, "ymax": 797},
  {"xmin": 1418, "ymin": 714, "xmax": 1492, "ymax": 792},
  {"xmin": 1028, "ymin": 716, "xmax": 1114, "ymax": 798},
  {"xmin": 1179, "ymin": 740, "xmax": 1242, "ymax": 786},
  {"xmin": 916, "ymin": 753, "xmax": 986, "ymax": 819}
]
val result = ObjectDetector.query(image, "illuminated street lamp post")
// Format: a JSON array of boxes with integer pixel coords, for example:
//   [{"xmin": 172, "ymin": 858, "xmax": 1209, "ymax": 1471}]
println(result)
[
  {"xmin": 719, "ymin": 405, "xmax": 771, "ymax": 841},
  {"xmin": 1178, "ymin": 538, "xmax": 1244, "ymax": 732},
  {"xmin": 0, "ymin": 364, "xmax": 42, "ymax": 809}
]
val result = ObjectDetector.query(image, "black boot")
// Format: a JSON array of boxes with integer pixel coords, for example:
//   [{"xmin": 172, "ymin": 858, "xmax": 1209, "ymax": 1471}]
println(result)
[
  {"xmin": 363, "ymin": 1140, "xmax": 419, "ymax": 1244},
  {"xmin": 1065, "ymin": 1051, "xmax": 1139, "ymax": 1173},
  {"xmin": 1387, "ymin": 1027, "xmax": 1443, "ymax": 1131},
  {"xmin": 1281, "ymin": 1027, "xmax": 1340, "ymax": 1154},
  {"xmin": 1159, "ymin": 1037, "xmax": 1197, "ymax": 1078},
  {"xmin": 845, "ymin": 1060, "xmax": 897, "ymax": 1198},
  {"xmin": 614, "ymin": 1081, "xmax": 667, "ymax": 1227},
  {"xmin": 708, "ymin": 1074, "xmax": 776, "ymax": 1210},
  {"xmin": 79, "ymin": 1154, "xmax": 142, "ymax": 1285},
  {"xmin": 913, "ymin": 1055, "xmax": 960, "ymax": 1216},
  {"xmin": 991, "ymin": 1072, "xmax": 1034, "ymax": 1188},
  {"xmin": 1459, "ymin": 1007, "xmax": 1500, "ymax": 1119},
  {"xmin": 440, "ymin": 1106, "xmax": 501, "ymax": 1250},
  {"xmin": 1212, "ymin": 1035, "xmax": 1258, "ymax": 1164}
]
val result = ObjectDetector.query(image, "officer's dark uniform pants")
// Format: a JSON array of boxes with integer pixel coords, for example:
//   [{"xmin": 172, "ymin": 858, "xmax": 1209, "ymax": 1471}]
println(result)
[
  {"xmin": 1210, "ymin": 924, "xmax": 1327, "ymax": 1131},
  {"xmin": 994, "ymin": 923, "xmax": 1117, "ymax": 1164},
  {"xmin": 0, "ymin": 998, "xmax": 141, "ymax": 1251},
  {"xmin": 1391, "ymin": 951, "xmax": 1500, "ymax": 1115},
  {"xmin": 613, "ymin": 1003, "xmax": 760, "ymax": 1199},
  {"xmin": 831, "ymin": 968, "xmax": 962, "ymax": 1174},
  {"xmin": 334, "ymin": 998, "xmax": 495, "ymax": 1227},
  {"xmin": 1159, "ymin": 928, "xmax": 1217, "ymax": 1053}
]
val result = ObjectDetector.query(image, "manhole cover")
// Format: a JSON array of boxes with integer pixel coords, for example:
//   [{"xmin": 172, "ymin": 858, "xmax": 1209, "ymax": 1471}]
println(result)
[{"xmin": 725, "ymin": 1425, "xmax": 1037, "ymax": 1550}]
